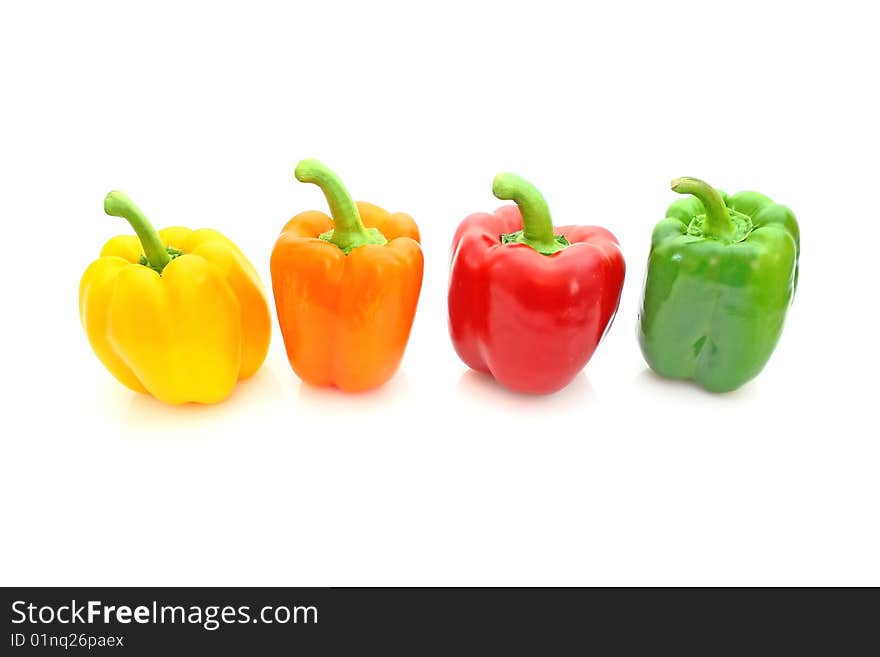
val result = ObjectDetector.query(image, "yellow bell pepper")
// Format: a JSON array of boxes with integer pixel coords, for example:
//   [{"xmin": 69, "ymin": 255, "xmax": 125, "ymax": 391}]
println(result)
[{"xmin": 79, "ymin": 191, "xmax": 271, "ymax": 404}]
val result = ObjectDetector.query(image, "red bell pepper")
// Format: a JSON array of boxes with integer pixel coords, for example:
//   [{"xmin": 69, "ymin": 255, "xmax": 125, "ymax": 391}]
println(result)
[{"xmin": 448, "ymin": 173, "xmax": 625, "ymax": 394}]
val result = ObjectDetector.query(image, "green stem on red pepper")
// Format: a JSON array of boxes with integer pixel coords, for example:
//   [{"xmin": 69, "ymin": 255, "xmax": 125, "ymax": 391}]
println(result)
[
  {"xmin": 671, "ymin": 177, "xmax": 734, "ymax": 240},
  {"xmin": 493, "ymin": 173, "xmax": 569, "ymax": 256},
  {"xmin": 295, "ymin": 159, "xmax": 387, "ymax": 254},
  {"xmin": 104, "ymin": 191, "xmax": 181, "ymax": 274}
]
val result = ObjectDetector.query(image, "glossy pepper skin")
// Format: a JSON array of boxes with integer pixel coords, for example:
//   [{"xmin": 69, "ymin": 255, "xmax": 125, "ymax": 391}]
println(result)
[
  {"xmin": 271, "ymin": 159, "xmax": 423, "ymax": 392},
  {"xmin": 448, "ymin": 173, "xmax": 625, "ymax": 394},
  {"xmin": 79, "ymin": 192, "xmax": 271, "ymax": 404},
  {"xmin": 638, "ymin": 177, "xmax": 800, "ymax": 392}
]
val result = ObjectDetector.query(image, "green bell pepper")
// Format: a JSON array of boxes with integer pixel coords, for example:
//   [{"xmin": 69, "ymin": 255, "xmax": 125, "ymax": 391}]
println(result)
[{"xmin": 638, "ymin": 177, "xmax": 800, "ymax": 392}]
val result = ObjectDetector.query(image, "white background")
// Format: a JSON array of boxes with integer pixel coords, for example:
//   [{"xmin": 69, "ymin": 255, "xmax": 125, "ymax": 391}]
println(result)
[{"xmin": 1, "ymin": 1, "xmax": 877, "ymax": 586}]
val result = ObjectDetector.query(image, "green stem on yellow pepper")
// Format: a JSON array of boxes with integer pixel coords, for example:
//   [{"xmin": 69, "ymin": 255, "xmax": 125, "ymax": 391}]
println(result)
[
  {"xmin": 295, "ymin": 159, "xmax": 387, "ymax": 254},
  {"xmin": 671, "ymin": 177, "xmax": 734, "ymax": 239},
  {"xmin": 493, "ymin": 173, "xmax": 569, "ymax": 256},
  {"xmin": 104, "ymin": 191, "xmax": 175, "ymax": 274}
]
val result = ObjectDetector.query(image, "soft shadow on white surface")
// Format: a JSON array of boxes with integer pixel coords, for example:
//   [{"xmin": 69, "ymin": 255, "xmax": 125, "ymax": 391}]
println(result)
[
  {"xmin": 633, "ymin": 368, "xmax": 759, "ymax": 403},
  {"xmin": 294, "ymin": 370, "xmax": 412, "ymax": 413},
  {"xmin": 123, "ymin": 365, "xmax": 285, "ymax": 437},
  {"xmin": 455, "ymin": 368, "xmax": 595, "ymax": 414}
]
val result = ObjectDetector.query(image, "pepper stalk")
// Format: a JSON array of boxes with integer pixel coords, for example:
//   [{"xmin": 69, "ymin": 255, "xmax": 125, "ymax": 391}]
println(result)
[
  {"xmin": 295, "ymin": 159, "xmax": 387, "ymax": 254},
  {"xmin": 104, "ymin": 191, "xmax": 181, "ymax": 274},
  {"xmin": 671, "ymin": 177, "xmax": 735, "ymax": 240},
  {"xmin": 493, "ymin": 173, "xmax": 569, "ymax": 256}
]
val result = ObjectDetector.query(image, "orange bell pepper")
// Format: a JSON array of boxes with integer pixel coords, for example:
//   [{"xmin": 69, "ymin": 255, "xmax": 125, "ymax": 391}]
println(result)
[{"xmin": 270, "ymin": 159, "xmax": 423, "ymax": 391}]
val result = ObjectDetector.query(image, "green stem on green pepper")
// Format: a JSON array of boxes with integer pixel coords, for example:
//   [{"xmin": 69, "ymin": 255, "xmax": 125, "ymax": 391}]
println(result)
[{"xmin": 671, "ymin": 177, "xmax": 734, "ymax": 239}]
